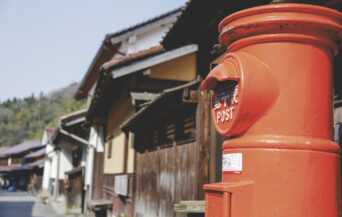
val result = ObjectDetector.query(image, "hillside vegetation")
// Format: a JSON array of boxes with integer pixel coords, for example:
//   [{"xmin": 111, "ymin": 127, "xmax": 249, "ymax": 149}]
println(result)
[{"xmin": 0, "ymin": 83, "xmax": 86, "ymax": 147}]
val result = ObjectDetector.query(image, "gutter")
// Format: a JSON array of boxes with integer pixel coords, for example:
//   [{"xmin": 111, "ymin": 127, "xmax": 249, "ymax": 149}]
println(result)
[{"xmin": 58, "ymin": 122, "xmax": 89, "ymax": 146}]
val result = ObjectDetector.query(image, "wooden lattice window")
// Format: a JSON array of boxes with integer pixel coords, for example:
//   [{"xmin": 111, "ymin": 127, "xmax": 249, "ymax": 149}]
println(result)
[
  {"xmin": 152, "ymin": 129, "xmax": 159, "ymax": 146},
  {"xmin": 166, "ymin": 123, "xmax": 176, "ymax": 143},
  {"xmin": 136, "ymin": 106, "xmax": 197, "ymax": 149},
  {"xmin": 183, "ymin": 114, "xmax": 196, "ymax": 139}
]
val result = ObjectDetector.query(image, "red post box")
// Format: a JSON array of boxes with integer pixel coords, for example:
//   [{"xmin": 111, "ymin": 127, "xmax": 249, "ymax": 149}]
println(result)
[{"xmin": 202, "ymin": 4, "xmax": 342, "ymax": 217}]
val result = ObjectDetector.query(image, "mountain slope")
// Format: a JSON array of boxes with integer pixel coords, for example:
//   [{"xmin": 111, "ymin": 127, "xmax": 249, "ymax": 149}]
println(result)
[{"xmin": 0, "ymin": 83, "xmax": 86, "ymax": 147}]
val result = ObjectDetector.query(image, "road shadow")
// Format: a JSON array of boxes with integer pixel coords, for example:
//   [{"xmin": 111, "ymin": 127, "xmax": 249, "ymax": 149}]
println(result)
[{"xmin": 0, "ymin": 201, "xmax": 34, "ymax": 217}]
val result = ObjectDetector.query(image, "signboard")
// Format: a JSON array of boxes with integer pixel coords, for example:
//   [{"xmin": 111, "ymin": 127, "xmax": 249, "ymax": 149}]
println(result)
[{"xmin": 222, "ymin": 153, "xmax": 242, "ymax": 174}]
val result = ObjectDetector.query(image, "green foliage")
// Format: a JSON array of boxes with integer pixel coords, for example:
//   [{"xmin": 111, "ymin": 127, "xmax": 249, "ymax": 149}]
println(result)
[{"xmin": 0, "ymin": 85, "xmax": 86, "ymax": 147}]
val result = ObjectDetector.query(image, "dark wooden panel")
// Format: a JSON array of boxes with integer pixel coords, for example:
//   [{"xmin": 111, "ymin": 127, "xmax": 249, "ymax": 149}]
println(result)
[
  {"xmin": 59, "ymin": 180, "xmax": 65, "ymax": 196},
  {"xmin": 66, "ymin": 172, "xmax": 83, "ymax": 208},
  {"xmin": 158, "ymin": 146, "xmax": 175, "ymax": 217},
  {"xmin": 34, "ymin": 175, "xmax": 42, "ymax": 194},
  {"xmin": 195, "ymin": 89, "xmax": 210, "ymax": 200},
  {"xmin": 92, "ymin": 152, "xmax": 104, "ymax": 200},
  {"xmin": 103, "ymin": 174, "xmax": 115, "ymax": 201},
  {"xmin": 175, "ymin": 143, "xmax": 196, "ymax": 217},
  {"xmin": 0, "ymin": 159, "xmax": 7, "ymax": 166}
]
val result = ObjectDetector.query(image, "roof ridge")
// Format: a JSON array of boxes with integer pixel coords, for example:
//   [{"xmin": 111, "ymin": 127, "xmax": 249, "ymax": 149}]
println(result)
[{"xmin": 106, "ymin": 6, "xmax": 184, "ymax": 39}]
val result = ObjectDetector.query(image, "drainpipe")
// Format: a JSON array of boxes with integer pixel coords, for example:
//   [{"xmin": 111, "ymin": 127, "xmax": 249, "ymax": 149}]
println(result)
[
  {"xmin": 85, "ymin": 125, "xmax": 102, "ymax": 201},
  {"xmin": 58, "ymin": 122, "xmax": 89, "ymax": 146},
  {"xmin": 85, "ymin": 138, "xmax": 95, "ymax": 201},
  {"xmin": 54, "ymin": 148, "xmax": 60, "ymax": 200}
]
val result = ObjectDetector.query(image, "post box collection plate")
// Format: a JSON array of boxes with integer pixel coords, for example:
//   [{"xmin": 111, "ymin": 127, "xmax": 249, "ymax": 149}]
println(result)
[{"xmin": 212, "ymin": 84, "xmax": 239, "ymax": 136}]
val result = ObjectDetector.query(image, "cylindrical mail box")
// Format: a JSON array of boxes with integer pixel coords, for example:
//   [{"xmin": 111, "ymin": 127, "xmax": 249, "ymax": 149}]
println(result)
[{"xmin": 202, "ymin": 4, "xmax": 342, "ymax": 217}]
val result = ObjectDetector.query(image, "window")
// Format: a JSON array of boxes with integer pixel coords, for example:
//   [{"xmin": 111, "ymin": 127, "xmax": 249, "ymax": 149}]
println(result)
[
  {"xmin": 183, "ymin": 114, "xmax": 196, "ymax": 140},
  {"xmin": 136, "ymin": 106, "xmax": 197, "ymax": 149},
  {"xmin": 107, "ymin": 140, "xmax": 113, "ymax": 159},
  {"xmin": 166, "ymin": 123, "xmax": 176, "ymax": 144}
]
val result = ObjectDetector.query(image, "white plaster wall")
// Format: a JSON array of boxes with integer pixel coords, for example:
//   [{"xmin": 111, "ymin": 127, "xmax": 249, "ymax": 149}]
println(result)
[
  {"xmin": 42, "ymin": 157, "xmax": 51, "ymax": 190},
  {"xmin": 59, "ymin": 148, "xmax": 72, "ymax": 179},
  {"xmin": 89, "ymin": 126, "xmax": 104, "ymax": 152},
  {"xmin": 49, "ymin": 148, "xmax": 72, "ymax": 180},
  {"xmin": 81, "ymin": 146, "xmax": 87, "ymax": 167},
  {"xmin": 50, "ymin": 153, "xmax": 58, "ymax": 179},
  {"xmin": 42, "ymin": 143, "xmax": 55, "ymax": 190},
  {"xmin": 41, "ymin": 130, "xmax": 49, "ymax": 145},
  {"xmin": 111, "ymin": 22, "xmax": 173, "ymax": 61},
  {"xmin": 127, "ymin": 24, "xmax": 172, "ymax": 54}
]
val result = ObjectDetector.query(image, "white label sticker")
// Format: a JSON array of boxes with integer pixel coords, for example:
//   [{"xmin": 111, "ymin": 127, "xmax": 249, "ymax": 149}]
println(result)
[{"xmin": 222, "ymin": 153, "xmax": 242, "ymax": 174}]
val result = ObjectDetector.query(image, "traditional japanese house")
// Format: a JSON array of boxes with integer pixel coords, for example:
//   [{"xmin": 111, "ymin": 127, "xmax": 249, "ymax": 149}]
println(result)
[
  {"xmin": 88, "ymin": 42, "xmax": 199, "ymax": 217},
  {"xmin": 0, "ymin": 139, "xmax": 44, "ymax": 190},
  {"xmin": 23, "ymin": 147, "xmax": 46, "ymax": 194},
  {"xmin": 74, "ymin": 7, "xmax": 183, "ymax": 217},
  {"xmin": 51, "ymin": 109, "xmax": 90, "ymax": 214}
]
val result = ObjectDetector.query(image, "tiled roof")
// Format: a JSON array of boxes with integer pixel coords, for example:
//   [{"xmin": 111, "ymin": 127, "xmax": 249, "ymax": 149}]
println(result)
[
  {"xmin": 0, "ymin": 139, "xmax": 43, "ymax": 158},
  {"xmin": 24, "ymin": 147, "xmax": 46, "ymax": 159},
  {"xmin": 60, "ymin": 109, "xmax": 88, "ymax": 122},
  {"xmin": 12, "ymin": 159, "xmax": 45, "ymax": 171},
  {"xmin": 106, "ymin": 7, "xmax": 183, "ymax": 39},
  {"xmin": 26, "ymin": 159, "xmax": 45, "ymax": 169},
  {"xmin": 0, "ymin": 165, "xmax": 17, "ymax": 173},
  {"xmin": 101, "ymin": 45, "xmax": 163, "ymax": 70}
]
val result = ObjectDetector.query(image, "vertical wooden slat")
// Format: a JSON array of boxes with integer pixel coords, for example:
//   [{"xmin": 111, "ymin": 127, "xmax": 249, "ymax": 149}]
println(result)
[
  {"xmin": 124, "ymin": 132, "xmax": 129, "ymax": 173},
  {"xmin": 195, "ymin": 86, "xmax": 210, "ymax": 200},
  {"xmin": 92, "ymin": 152, "xmax": 104, "ymax": 199},
  {"xmin": 174, "ymin": 141, "xmax": 178, "ymax": 207}
]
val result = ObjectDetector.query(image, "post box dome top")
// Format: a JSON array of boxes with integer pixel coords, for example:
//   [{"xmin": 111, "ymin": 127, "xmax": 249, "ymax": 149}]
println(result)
[{"xmin": 218, "ymin": 3, "xmax": 342, "ymax": 54}]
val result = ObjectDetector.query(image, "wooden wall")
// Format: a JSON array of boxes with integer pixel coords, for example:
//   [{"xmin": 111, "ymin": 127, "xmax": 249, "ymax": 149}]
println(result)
[
  {"xmin": 66, "ymin": 170, "xmax": 84, "ymax": 209},
  {"xmin": 102, "ymin": 173, "xmax": 134, "ymax": 217},
  {"xmin": 132, "ymin": 88, "xmax": 211, "ymax": 217},
  {"xmin": 134, "ymin": 142, "xmax": 198, "ymax": 217},
  {"xmin": 103, "ymin": 174, "xmax": 115, "ymax": 201},
  {"xmin": 112, "ymin": 174, "xmax": 134, "ymax": 217},
  {"xmin": 0, "ymin": 158, "xmax": 7, "ymax": 166}
]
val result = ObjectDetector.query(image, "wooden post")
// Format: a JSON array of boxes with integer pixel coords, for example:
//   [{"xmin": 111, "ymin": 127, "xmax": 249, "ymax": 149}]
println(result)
[{"xmin": 195, "ymin": 85, "xmax": 210, "ymax": 200}]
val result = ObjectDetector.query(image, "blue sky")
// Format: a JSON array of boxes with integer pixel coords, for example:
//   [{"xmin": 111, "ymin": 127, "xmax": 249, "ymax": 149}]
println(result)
[{"xmin": 0, "ymin": 0, "xmax": 187, "ymax": 101}]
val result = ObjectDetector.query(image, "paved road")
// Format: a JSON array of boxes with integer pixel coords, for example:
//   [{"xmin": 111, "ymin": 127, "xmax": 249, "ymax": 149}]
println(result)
[{"xmin": 0, "ymin": 189, "xmax": 60, "ymax": 217}]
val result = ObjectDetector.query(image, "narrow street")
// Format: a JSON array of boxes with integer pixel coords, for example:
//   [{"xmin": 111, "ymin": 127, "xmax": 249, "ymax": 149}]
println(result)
[{"xmin": 0, "ymin": 189, "xmax": 60, "ymax": 217}]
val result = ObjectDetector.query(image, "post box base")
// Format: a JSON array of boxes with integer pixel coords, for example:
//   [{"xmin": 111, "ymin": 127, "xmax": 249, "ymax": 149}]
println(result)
[{"xmin": 204, "ymin": 145, "xmax": 341, "ymax": 217}]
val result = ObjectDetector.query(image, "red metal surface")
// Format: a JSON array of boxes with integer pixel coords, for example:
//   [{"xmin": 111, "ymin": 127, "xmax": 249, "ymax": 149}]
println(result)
[{"xmin": 202, "ymin": 3, "xmax": 342, "ymax": 217}]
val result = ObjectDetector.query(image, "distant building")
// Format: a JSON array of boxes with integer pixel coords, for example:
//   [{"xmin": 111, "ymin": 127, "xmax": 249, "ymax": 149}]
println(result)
[
  {"xmin": 41, "ymin": 127, "xmax": 59, "ymax": 195},
  {"xmin": 49, "ymin": 109, "xmax": 90, "ymax": 214},
  {"xmin": 0, "ymin": 139, "xmax": 44, "ymax": 191}
]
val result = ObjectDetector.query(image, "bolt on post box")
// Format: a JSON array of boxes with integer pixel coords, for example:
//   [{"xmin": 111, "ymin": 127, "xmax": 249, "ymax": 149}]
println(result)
[{"xmin": 202, "ymin": 4, "xmax": 342, "ymax": 217}]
